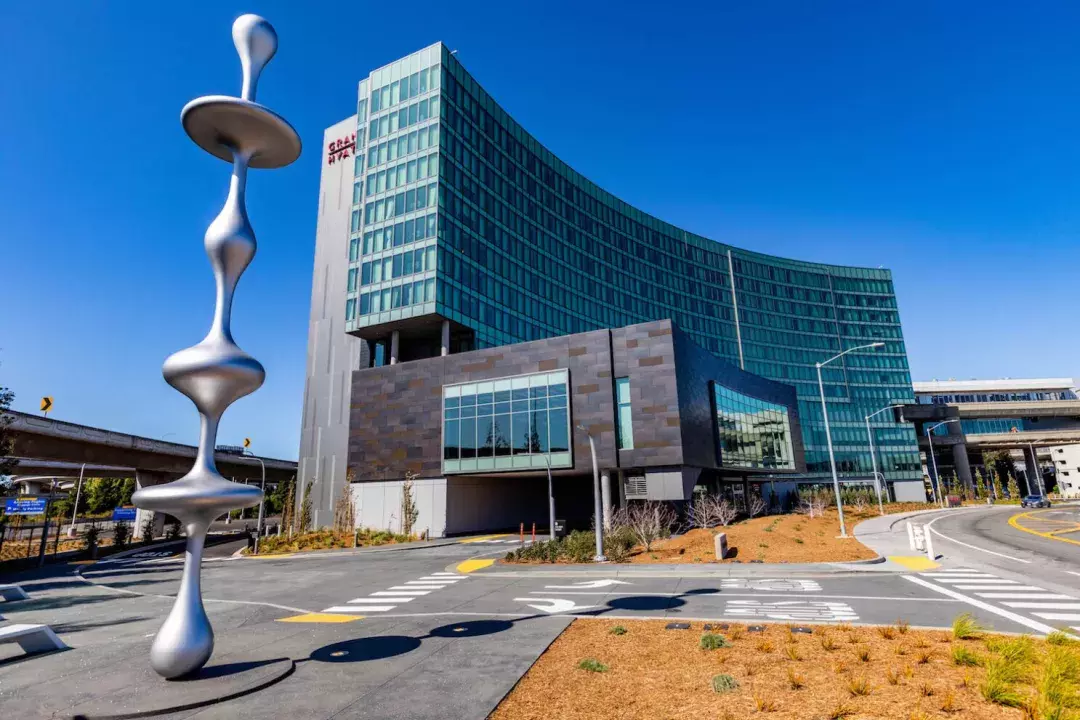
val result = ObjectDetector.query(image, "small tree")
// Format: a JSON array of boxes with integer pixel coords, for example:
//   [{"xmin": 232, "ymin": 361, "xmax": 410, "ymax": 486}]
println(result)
[
  {"xmin": 974, "ymin": 468, "xmax": 986, "ymax": 499},
  {"xmin": 401, "ymin": 471, "xmax": 419, "ymax": 537},
  {"xmin": 1007, "ymin": 472, "xmax": 1020, "ymax": 500},
  {"xmin": 714, "ymin": 498, "xmax": 738, "ymax": 526},
  {"xmin": 685, "ymin": 495, "xmax": 714, "ymax": 529},
  {"xmin": 615, "ymin": 501, "xmax": 676, "ymax": 552},
  {"xmin": 748, "ymin": 492, "xmax": 767, "ymax": 518},
  {"xmin": 113, "ymin": 521, "xmax": 130, "ymax": 550},
  {"xmin": 332, "ymin": 480, "xmax": 355, "ymax": 534},
  {"xmin": 281, "ymin": 476, "xmax": 295, "ymax": 537},
  {"xmin": 298, "ymin": 481, "xmax": 313, "ymax": 533},
  {"xmin": 0, "ymin": 385, "xmax": 17, "ymax": 480},
  {"xmin": 140, "ymin": 514, "xmax": 156, "ymax": 544},
  {"xmin": 84, "ymin": 522, "xmax": 101, "ymax": 559}
]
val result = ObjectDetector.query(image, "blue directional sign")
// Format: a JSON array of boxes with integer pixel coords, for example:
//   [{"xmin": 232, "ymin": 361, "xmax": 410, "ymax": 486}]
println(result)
[
  {"xmin": 112, "ymin": 507, "xmax": 138, "ymax": 522},
  {"xmin": 4, "ymin": 497, "xmax": 48, "ymax": 516}
]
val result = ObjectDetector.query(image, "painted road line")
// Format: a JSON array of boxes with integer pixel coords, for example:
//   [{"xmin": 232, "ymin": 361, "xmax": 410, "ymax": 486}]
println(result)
[
  {"xmin": 933, "ymin": 579, "xmax": 1019, "ymax": 585},
  {"xmin": 431, "ymin": 572, "xmax": 464, "ymax": 577},
  {"xmin": 1067, "ymin": 571, "xmax": 1080, "ymax": 578},
  {"xmin": 348, "ymin": 597, "xmax": 416, "ymax": 604},
  {"xmin": 459, "ymin": 534, "xmax": 509, "ymax": 544},
  {"xmin": 324, "ymin": 605, "xmax": 393, "ymax": 613},
  {"xmin": 919, "ymin": 574, "xmax": 998, "ymax": 579},
  {"xmin": 887, "ymin": 556, "xmax": 939, "ymax": 571},
  {"xmin": 525, "ymin": 590, "xmax": 959, "ymax": 602},
  {"xmin": 976, "ymin": 594, "xmax": 1077, "ymax": 600},
  {"xmin": 926, "ymin": 519, "xmax": 1032, "ymax": 563},
  {"xmin": 1030, "ymin": 613, "xmax": 1080, "ymax": 622},
  {"xmin": 903, "ymin": 576, "xmax": 1058, "ymax": 635},
  {"xmin": 456, "ymin": 559, "xmax": 495, "ymax": 573},
  {"xmin": 1009, "ymin": 511, "xmax": 1080, "ymax": 547},
  {"xmin": 378, "ymin": 589, "xmax": 432, "ymax": 595},
  {"xmin": 1002, "ymin": 603, "xmax": 1080, "ymax": 610},
  {"xmin": 277, "ymin": 613, "xmax": 360, "ymax": 623},
  {"xmin": 723, "ymin": 600, "xmax": 859, "ymax": 622},
  {"xmin": 403, "ymin": 582, "xmax": 456, "ymax": 588},
  {"xmin": 954, "ymin": 585, "xmax": 1049, "ymax": 591},
  {"xmin": 418, "ymin": 576, "xmax": 463, "ymax": 581}
]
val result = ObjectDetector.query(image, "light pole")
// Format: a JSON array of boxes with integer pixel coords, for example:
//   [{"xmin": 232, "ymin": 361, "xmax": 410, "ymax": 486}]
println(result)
[
  {"xmin": 243, "ymin": 449, "xmax": 266, "ymax": 554},
  {"xmin": 865, "ymin": 404, "xmax": 903, "ymax": 516},
  {"xmin": 816, "ymin": 342, "xmax": 885, "ymax": 537},
  {"xmin": 925, "ymin": 419, "xmax": 959, "ymax": 508},
  {"xmin": 576, "ymin": 424, "xmax": 605, "ymax": 562},
  {"xmin": 542, "ymin": 453, "xmax": 556, "ymax": 541},
  {"xmin": 67, "ymin": 462, "xmax": 86, "ymax": 538}
]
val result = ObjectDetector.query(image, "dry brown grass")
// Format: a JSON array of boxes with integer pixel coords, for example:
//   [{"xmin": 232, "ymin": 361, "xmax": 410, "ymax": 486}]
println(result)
[
  {"xmin": 491, "ymin": 618, "xmax": 1062, "ymax": 720},
  {"xmin": 625, "ymin": 505, "xmax": 911, "ymax": 564}
]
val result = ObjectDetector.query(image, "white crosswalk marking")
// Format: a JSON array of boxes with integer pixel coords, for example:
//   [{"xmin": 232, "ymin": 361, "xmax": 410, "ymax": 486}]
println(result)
[
  {"xmin": 977, "ymin": 594, "xmax": 1076, "ymax": 600},
  {"xmin": 915, "ymin": 568, "xmax": 1080, "ymax": 634},
  {"xmin": 379, "ymin": 589, "xmax": 432, "ymax": 595},
  {"xmin": 321, "ymin": 573, "xmax": 468, "ymax": 615},
  {"xmin": 954, "ymin": 585, "xmax": 1048, "ymax": 591},
  {"xmin": 348, "ymin": 597, "xmax": 415, "ymax": 604},
  {"xmin": 324, "ymin": 605, "xmax": 392, "ymax": 613},
  {"xmin": 1003, "ymin": 603, "xmax": 1080, "ymax": 610}
]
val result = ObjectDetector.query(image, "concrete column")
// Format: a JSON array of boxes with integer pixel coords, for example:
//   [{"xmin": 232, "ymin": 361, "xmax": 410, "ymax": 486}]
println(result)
[
  {"xmin": 601, "ymin": 470, "xmax": 613, "ymax": 529},
  {"xmin": 440, "ymin": 320, "xmax": 450, "ymax": 357},
  {"xmin": 946, "ymin": 421, "xmax": 974, "ymax": 494},
  {"xmin": 616, "ymin": 469, "xmax": 626, "ymax": 508},
  {"xmin": 1024, "ymin": 446, "xmax": 1042, "ymax": 495},
  {"xmin": 389, "ymin": 330, "xmax": 400, "ymax": 365},
  {"xmin": 133, "ymin": 471, "xmax": 168, "ymax": 540}
]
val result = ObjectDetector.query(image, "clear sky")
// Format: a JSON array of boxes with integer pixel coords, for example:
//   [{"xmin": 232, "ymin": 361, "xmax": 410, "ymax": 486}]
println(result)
[{"xmin": 2, "ymin": 2, "xmax": 1079, "ymax": 460}]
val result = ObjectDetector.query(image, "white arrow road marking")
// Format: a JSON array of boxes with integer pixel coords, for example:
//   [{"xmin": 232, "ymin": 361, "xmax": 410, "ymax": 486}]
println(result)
[
  {"xmin": 543, "ymin": 579, "xmax": 632, "ymax": 589},
  {"xmin": 515, "ymin": 597, "xmax": 596, "ymax": 614}
]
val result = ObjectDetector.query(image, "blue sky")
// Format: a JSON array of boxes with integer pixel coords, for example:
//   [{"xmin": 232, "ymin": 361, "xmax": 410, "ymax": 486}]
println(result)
[{"xmin": 2, "ymin": 2, "xmax": 1079, "ymax": 460}]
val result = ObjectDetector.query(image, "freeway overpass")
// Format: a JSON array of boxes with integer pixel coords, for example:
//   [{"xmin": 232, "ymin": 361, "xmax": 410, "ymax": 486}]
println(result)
[
  {"xmin": 902, "ymin": 399, "xmax": 1080, "ymax": 496},
  {"xmin": 4, "ymin": 410, "xmax": 295, "ymax": 482}
]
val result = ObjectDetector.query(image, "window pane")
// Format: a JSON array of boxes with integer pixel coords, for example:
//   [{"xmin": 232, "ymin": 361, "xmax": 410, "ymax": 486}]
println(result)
[
  {"xmin": 444, "ymin": 419, "xmax": 459, "ymax": 460},
  {"xmin": 477, "ymin": 416, "xmax": 493, "ymax": 458},
  {"xmin": 493, "ymin": 415, "xmax": 510, "ymax": 457},
  {"xmin": 548, "ymin": 409, "xmax": 569, "ymax": 453},
  {"xmin": 512, "ymin": 412, "xmax": 530, "ymax": 455}
]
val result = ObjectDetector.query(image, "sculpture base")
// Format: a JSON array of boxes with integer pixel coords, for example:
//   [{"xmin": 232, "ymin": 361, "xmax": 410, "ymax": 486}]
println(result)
[{"xmin": 68, "ymin": 656, "xmax": 294, "ymax": 720}]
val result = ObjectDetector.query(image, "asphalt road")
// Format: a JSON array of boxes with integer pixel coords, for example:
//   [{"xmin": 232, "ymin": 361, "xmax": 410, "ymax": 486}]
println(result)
[{"xmin": 1, "ymin": 510, "xmax": 1078, "ymax": 719}]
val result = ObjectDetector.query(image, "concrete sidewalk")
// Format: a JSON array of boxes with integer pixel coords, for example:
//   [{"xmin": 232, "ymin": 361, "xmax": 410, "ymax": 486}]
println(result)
[{"xmin": 852, "ymin": 506, "xmax": 994, "ymax": 569}]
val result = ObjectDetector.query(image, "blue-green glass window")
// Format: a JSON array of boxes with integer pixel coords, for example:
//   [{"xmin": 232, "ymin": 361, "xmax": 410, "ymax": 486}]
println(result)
[
  {"xmin": 615, "ymin": 377, "xmax": 634, "ymax": 450},
  {"xmin": 712, "ymin": 382, "xmax": 795, "ymax": 470},
  {"xmin": 443, "ymin": 370, "xmax": 571, "ymax": 473}
]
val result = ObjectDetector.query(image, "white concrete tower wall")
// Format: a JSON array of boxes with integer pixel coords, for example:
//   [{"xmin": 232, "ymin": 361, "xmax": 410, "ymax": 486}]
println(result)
[
  {"xmin": 1049, "ymin": 444, "xmax": 1080, "ymax": 497},
  {"xmin": 297, "ymin": 112, "xmax": 364, "ymax": 527}
]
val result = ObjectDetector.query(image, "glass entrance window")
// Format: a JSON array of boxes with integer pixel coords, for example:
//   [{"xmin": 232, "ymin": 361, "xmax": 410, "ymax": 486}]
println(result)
[{"xmin": 443, "ymin": 370, "xmax": 571, "ymax": 473}]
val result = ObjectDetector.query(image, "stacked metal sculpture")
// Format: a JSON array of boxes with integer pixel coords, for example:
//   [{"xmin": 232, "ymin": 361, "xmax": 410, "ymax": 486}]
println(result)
[{"xmin": 132, "ymin": 13, "xmax": 300, "ymax": 679}]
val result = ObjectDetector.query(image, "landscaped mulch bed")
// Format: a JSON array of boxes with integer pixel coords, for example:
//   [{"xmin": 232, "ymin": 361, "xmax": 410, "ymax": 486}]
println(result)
[
  {"xmin": 492, "ymin": 618, "xmax": 1079, "ymax": 719},
  {"xmin": 630, "ymin": 508, "xmax": 886, "ymax": 564}
]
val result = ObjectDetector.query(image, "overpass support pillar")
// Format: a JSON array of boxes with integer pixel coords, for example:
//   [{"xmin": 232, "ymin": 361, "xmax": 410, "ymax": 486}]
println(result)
[
  {"xmin": 133, "ymin": 471, "xmax": 169, "ymax": 540},
  {"xmin": 946, "ymin": 421, "xmax": 974, "ymax": 495},
  {"xmin": 1023, "ymin": 447, "xmax": 1043, "ymax": 495}
]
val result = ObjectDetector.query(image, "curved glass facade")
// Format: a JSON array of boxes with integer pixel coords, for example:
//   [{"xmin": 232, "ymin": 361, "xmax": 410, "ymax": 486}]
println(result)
[{"xmin": 346, "ymin": 43, "xmax": 920, "ymax": 484}]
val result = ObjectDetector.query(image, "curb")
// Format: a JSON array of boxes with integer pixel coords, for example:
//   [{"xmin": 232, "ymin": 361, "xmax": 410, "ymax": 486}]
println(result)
[{"xmin": 234, "ymin": 536, "xmax": 467, "ymax": 561}]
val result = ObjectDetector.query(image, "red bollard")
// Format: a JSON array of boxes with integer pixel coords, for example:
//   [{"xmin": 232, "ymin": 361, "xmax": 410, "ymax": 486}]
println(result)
[{"xmin": 531, "ymin": 522, "xmax": 536, "ymax": 542}]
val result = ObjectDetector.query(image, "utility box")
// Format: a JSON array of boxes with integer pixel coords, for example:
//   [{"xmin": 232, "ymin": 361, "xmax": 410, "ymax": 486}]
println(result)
[{"xmin": 714, "ymin": 532, "xmax": 729, "ymax": 560}]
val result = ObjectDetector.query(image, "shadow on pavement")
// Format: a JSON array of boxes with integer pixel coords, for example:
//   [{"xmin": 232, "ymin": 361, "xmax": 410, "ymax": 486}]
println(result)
[{"xmin": 175, "ymin": 657, "xmax": 288, "ymax": 682}]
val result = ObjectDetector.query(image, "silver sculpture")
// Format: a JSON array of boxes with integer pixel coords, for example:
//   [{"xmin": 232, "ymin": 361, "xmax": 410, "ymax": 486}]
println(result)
[{"xmin": 132, "ymin": 13, "xmax": 300, "ymax": 679}]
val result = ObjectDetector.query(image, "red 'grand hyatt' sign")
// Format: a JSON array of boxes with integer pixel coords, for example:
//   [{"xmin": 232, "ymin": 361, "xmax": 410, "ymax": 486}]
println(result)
[{"xmin": 327, "ymin": 133, "xmax": 356, "ymax": 165}]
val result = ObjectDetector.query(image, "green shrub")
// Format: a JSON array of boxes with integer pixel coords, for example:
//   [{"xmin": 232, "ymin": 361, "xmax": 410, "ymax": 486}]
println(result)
[
  {"xmin": 712, "ymin": 674, "xmax": 739, "ymax": 693},
  {"xmin": 700, "ymin": 633, "xmax": 731, "ymax": 650},
  {"xmin": 113, "ymin": 521, "xmax": 130, "ymax": 550},
  {"xmin": 1047, "ymin": 631, "xmax": 1078, "ymax": 646},
  {"xmin": 604, "ymin": 525, "xmax": 636, "ymax": 562},
  {"xmin": 577, "ymin": 658, "xmax": 608, "ymax": 673},
  {"xmin": 952, "ymin": 613, "xmax": 984, "ymax": 640},
  {"xmin": 609, "ymin": 625, "xmax": 627, "ymax": 636},
  {"xmin": 951, "ymin": 645, "xmax": 984, "ymax": 667}
]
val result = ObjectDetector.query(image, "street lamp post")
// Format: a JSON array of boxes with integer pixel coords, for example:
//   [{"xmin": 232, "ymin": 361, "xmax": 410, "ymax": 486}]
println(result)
[
  {"xmin": 542, "ymin": 453, "xmax": 556, "ymax": 541},
  {"xmin": 244, "ymin": 450, "xmax": 266, "ymax": 554},
  {"xmin": 865, "ymin": 404, "xmax": 903, "ymax": 516},
  {"xmin": 925, "ymin": 419, "xmax": 959, "ymax": 508},
  {"xmin": 816, "ymin": 342, "xmax": 885, "ymax": 538},
  {"xmin": 576, "ymin": 424, "xmax": 605, "ymax": 562},
  {"xmin": 67, "ymin": 462, "xmax": 86, "ymax": 538}
]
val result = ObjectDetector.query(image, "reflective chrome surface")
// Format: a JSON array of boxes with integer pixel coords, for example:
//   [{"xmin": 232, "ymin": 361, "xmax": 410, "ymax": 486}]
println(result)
[{"xmin": 132, "ymin": 13, "xmax": 299, "ymax": 680}]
